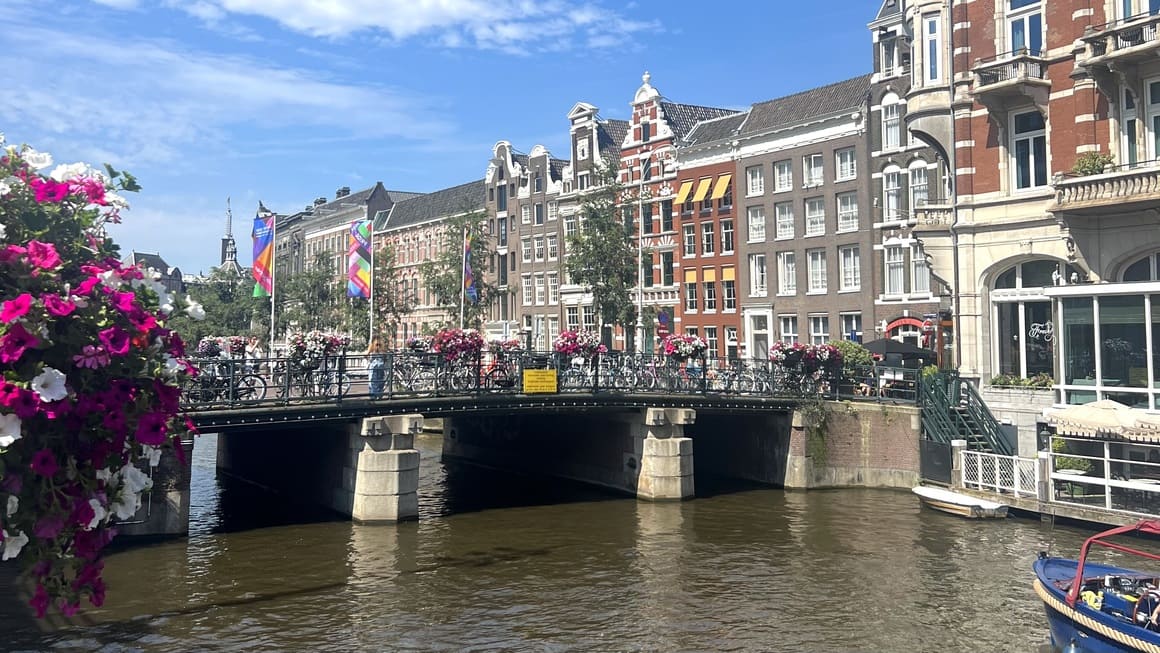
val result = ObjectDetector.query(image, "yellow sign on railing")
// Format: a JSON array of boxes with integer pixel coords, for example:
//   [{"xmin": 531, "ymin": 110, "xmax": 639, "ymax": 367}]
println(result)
[{"xmin": 522, "ymin": 369, "xmax": 558, "ymax": 394}]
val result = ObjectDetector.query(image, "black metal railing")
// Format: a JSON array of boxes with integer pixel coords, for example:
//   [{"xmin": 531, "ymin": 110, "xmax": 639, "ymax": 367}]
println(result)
[
  {"xmin": 973, "ymin": 50, "xmax": 1047, "ymax": 87},
  {"xmin": 179, "ymin": 351, "xmax": 924, "ymax": 410}
]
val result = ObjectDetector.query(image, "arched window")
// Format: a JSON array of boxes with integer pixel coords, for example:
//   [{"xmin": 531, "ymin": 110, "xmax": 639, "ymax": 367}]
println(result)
[
  {"xmin": 882, "ymin": 164, "xmax": 902, "ymax": 221},
  {"xmin": 990, "ymin": 259, "xmax": 1078, "ymax": 379},
  {"xmin": 881, "ymin": 93, "xmax": 902, "ymax": 150},
  {"xmin": 909, "ymin": 159, "xmax": 929, "ymax": 207},
  {"xmin": 1123, "ymin": 251, "xmax": 1160, "ymax": 281}
]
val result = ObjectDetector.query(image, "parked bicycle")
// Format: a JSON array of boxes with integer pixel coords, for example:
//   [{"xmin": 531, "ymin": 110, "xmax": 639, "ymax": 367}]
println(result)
[{"xmin": 187, "ymin": 360, "xmax": 267, "ymax": 404}]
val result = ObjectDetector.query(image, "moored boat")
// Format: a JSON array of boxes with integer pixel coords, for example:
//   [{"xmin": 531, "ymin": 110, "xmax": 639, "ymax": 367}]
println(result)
[
  {"xmin": 912, "ymin": 485, "xmax": 1008, "ymax": 519},
  {"xmin": 1034, "ymin": 520, "xmax": 1160, "ymax": 653}
]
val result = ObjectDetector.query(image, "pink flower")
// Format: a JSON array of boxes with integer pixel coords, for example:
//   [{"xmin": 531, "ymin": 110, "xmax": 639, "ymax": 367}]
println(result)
[
  {"xmin": 0, "ymin": 293, "xmax": 33, "ymax": 323},
  {"xmin": 29, "ymin": 584, "xmax": 49, "ymax": 618},
  {"xmin": 101, "ymin": 409, "xmax": 127, "ymax": 435},
  {"xmin": 2, "ymin": 386, "xmax": 39, "ymax": 420},
  {"xmin": 72, "ymin": 527, "xmax": 115, "ymax": 561},
  {"xmin": 111, "ymin": 291, "xmax": 137, "ymax": 314},
  {"xmin": 30, "ymin": 448, "xmax": 58, "ymax": 478},
  {"xmin": 25, "ymin": 241, "xmax": 61, "ymax": 270},
  {"xmin": 58, "ymin": 600, "xmax": 80, "ymax": 617},
  {"xmin": 73, "ymin": 345, "xmax": 110, "ymax": 369},
  {"xmin": 32, "ymin": 514, "xmax": 65, "ymax": 540},
  {"xmin": 70, "ymin": 178, "xmax": 106, "ymax": 206},
  {"xmin": 134, "ymin": 412, "xmax": 168, "ymax": 446},
  {"xmin": 41, "ymin": 294, "xmax": 76, "ymax": 317},
  {"xmin": 98, "ymin": 327, "xmax": 130, "ymax": 356},
  {"xmin": 0, "ymin": 323, "xmax": 40, "ymax": 363},
  {"xmin": 0, "ymin": 245, "xmax": 27, "ymax": 264},
  {"xmin": 28, "ymin": 178, "xmax": 69, "ymax": 204}
]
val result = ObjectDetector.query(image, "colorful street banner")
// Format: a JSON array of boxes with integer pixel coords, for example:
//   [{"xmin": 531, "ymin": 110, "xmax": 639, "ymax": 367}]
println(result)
[
  {"xmin": 347, "ymin": 219, "xmax": 372, "ymax": 298},
  {"xmin": 251, "ymin": 204, "xmax": 274, "ymax": 298},
  {"xmin": 463, "ymin": 230, "xmax": 478, "ymax": 304}
]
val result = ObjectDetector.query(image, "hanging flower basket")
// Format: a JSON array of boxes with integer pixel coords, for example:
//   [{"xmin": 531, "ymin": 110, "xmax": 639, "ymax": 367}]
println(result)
[
  {"xmin": 662, "ymin": 333, "xmax": 707, "ymax": 361},
  {"xmin": 432, "ymin": 328, "xmax": 484, "ymax": 362},
  {"xmin": 405, "ymin": 336, "xmax": 433, "ymax": 353},
  {"xmin": 287, "ymin": 330, "xmax": 348, "ymax": 370},
  {"xmin": 553, "ymin": 330, "xmax": 606, "ymax": 357}
]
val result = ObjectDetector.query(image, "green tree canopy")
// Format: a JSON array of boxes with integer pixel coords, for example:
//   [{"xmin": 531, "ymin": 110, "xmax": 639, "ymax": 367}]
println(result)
[{"xmin": 419, "ymin": 208, "xmax": 502, "ymax": 330}]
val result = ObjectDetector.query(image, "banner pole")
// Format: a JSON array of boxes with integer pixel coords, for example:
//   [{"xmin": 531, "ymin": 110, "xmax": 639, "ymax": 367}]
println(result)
[
  {"xmin": 268, "ymin": 212, "xmax": 276, "ymax": 352},
  {"xmin": 368, "ymin": 223, "xmax": 375, "ymax": 341},
  {"xmin": 459, "ymin": 225, "xmax": 467, "ymax": 331}
]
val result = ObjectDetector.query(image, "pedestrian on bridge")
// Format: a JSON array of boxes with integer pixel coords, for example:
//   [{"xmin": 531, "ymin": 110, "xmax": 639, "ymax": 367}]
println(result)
[{"xmin": 367, "ymin": 337, "xmax": 387, "ymax": 400}]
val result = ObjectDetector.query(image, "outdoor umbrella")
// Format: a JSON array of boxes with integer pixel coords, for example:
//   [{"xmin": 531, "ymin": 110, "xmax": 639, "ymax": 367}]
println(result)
[
  {"xmin": 1047, "ymin": 399, "xmax": 1160, "ymax": 441},
  {"xmin": 860, "ymin": 338, "xmax": 935, "ymax": 360}
]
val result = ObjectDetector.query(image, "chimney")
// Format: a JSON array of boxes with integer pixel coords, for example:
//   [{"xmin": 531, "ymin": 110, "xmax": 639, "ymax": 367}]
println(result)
[
  {"xmin": 335, "ymin": 186, "xmax": 350, "ymax": 199},
  {"xmin": 314, "ymin": 197, "xmax": 327, "ymax": 207}
]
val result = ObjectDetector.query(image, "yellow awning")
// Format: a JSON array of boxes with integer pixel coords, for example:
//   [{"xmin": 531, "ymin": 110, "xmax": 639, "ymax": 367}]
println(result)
[
  {"xmin": 684, "ymin": 268, "xmax": 697, "ymax": 283},
  {"xmin": 691, "ymin": 178, "xmax": 713, "ymax": 203},
  {"xmin": 673, "ymin": 181, "xmax": 694, "ymax": 205},
  {"xmin": 703, "ymin": 268, "xmax": 717, "ymax": 282},
  {"xmin": 710, "ymin": 174, "xmax": 732, "ymax": 200},
  {"xmin": 722, "ymin": 267, "xmax": 735, "ymax": 281}
]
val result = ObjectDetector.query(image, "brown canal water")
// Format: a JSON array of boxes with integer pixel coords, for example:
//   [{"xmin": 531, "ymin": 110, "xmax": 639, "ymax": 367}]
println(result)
[{"xmin": 2, "ymin": 433, "xmax": 1101, "ymax": 652}]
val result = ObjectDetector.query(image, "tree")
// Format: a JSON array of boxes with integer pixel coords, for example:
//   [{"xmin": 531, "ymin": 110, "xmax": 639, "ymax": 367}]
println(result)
[
  {"xmin": 279, "ymin": 252, "xmax": 343, "ymax": 335},
  {"xmin": 338, "ymin": 241, "xmax": 413, "ymax": 348},
  {"xmin": 564, "ymin": 156, "xmax": 639, "ymax": 337},
  {"xmin": 167, "ymin": 267, "xmax": 264, "ymax": 346},
  {"xmin": 419, "ymin": 208, "xmax": 502, "ymax": 330}
]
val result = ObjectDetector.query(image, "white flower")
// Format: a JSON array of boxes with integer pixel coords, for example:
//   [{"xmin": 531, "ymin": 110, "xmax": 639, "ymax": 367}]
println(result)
[
  {"xmin": 0, "ymin": 413, "xmax": 21, "ymax": 448},
  {"xmin": 184, "ymin": 296, "xmax": 206, "ymax": 321},
  {"xmin": 141, "ymin": 444, "xmax": 162, "ymax": 467},
  {"xmin": 6, "ymin": 495, "xmax": 17, "ymax": 518},
  {"xmin": 70, "ymin": 294, "xmax": 89, "ymax": 309},
  {"xmin": 119, "ymin": 463, "xmax": 152, "ymax": 494},
  {"xmin": 0, "ymin": 132, "xmax": 4, "ymax": 146},
  {"xmin": 31, "ymin": 367, "xmax": 68, "ymax": 402},
  {"xmin": 110, "ymin": 491, "xmax": 141, "ymax": 521},
  {"xmin": 49, "ymin": 162, "xmax": 91, "ymax": 182},
  {"xmin": 86, "ymin": 498, "xmax": 107, "ymax": 530},
  {"xmin": 0, "ymin": 176, "xmax": 18, "ymax": 198},
  {"xmin": 95, "ymin": 467, "xmax": 113, "ymax": 483},
  {"xmin": 98, "ymin": 269, "xmax": 125, "ymax": 288},
  {"xmin": 0, "ymin": 223, "xmax": 5, "ymax": 240},
  {"xmin": 104, "ymin": 190, "xmax": 130, "ymax": 210},
  {"xmin": 21, "ymin": 148, "xmax": 52, "ymax": 170},
  {"xmin": 1, "ymin": 529, "xmax": 28, "ymax": 561}
]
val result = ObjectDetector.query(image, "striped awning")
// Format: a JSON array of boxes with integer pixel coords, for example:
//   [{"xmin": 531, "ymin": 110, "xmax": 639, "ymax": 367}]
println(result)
[{"xmin": 1048, "ymin": 400, "xmax": 1160, "ymax": 442}]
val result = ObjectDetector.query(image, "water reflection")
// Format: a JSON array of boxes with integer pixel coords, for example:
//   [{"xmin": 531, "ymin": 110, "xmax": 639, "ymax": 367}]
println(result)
[{"xmin": 0, "ymin": 433, "xmax": 1118, "ymax": 652}]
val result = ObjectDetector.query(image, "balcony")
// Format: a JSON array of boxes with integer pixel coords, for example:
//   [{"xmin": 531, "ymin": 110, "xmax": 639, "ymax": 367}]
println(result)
[
  {"xmin": 1079, "ymin": 14, "xmax": 1160, "ymax": 69},
  {"xmin": 970, "ymin": 51, "xmax": 1050, "ymax": 120},
  {"xmin": 1050, "ymin": 162, "xmax": 1160, "ymax": 218},
  {"xmin": 912, "ymin": 197, "xmax": 953, "ymax": 234}
]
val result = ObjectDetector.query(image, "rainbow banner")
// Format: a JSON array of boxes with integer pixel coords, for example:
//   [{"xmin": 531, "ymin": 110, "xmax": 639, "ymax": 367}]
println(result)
[
  {"xmin": 463, "ymin": 230, "xmax": 478, "ymax": 304},
  {"xmin": 251, "ymin": 204, "xmax": 274, "ymax": 298},
  {"xmin": 347, "ymin": 220, "xmax": 372, "ymax": 298}
]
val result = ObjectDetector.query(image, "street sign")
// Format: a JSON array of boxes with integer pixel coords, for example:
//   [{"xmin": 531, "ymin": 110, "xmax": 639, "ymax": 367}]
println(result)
[{"xmin": 522, "ymin": 369, "xmax": 558, "ymax": 394}]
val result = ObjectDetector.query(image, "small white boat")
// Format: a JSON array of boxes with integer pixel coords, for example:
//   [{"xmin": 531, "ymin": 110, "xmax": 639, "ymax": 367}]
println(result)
[{"xmin": 912, "ymin": 485, "xmax": 1009, "ymax": 519}]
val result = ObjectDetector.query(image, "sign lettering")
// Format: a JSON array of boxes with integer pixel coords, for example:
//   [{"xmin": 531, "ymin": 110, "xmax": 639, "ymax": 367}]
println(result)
[
  {"xmin": 522, "ymin": 369, "xmax": 558, "ymax": 394},
  {"xmin": 1028, "ymin": 321, "xmax": 1054, "ymax": 343}
]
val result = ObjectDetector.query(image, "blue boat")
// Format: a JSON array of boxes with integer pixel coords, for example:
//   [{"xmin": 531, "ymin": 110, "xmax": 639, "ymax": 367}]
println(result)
[{"xmin": 1034, "ymin": 520, "xmax": 1160, "ymax": 653}]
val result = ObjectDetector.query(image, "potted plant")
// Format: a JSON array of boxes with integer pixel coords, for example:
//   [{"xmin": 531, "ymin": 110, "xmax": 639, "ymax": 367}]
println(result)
[{"xmin": 661, "ymin": 333, "xmax": 707, "ymax": 362}]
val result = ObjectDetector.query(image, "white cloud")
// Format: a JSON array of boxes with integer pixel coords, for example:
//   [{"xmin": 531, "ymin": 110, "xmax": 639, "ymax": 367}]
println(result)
[
  {"xmin": 115, "ymin": 0, "xmax": 656, "ymax": 51},
  {"xmin": 91, "ymin": 0, "xmax": 140, "ymax": 7},
  {"xmin": 0, "ymin": 24, "xmax": 450, "ymax": 169}
]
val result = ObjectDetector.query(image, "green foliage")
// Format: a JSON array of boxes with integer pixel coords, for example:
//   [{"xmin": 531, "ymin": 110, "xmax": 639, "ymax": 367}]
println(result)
[
  {"xmin": 832, "ymin": 340, "xmax": 872, "ymax": 376},
  {"xmin": 921, "ymin": 364, "xmax": 940, "ymax": 381},
  {"xmin": 1072, "ymin": 152, "xmax": 1113, "ymax": 176},
  {"xmin": 419, "ymin": 208, "xmax": 502, "ymax": 329},
  {"xmin": 988, "ymin": 372, "xmax": 1053, "ymax": 389},
  {"xmin": 279, "ymin": 252, "xmax": 343, "ymax": 335},
  {"xmin": 800, "ymin": 398, "xmax": 831, "ymax": 465},
  {"xmin": 1052, "ymin": 437, "xmax": 1093, "ymax": 473},
  {"xmin": 564, "ymin": 156, "xmax": 639, "ymax": 333},
  {"xmin": 167, "ymin": 267, "xmax": 265, "ymax": 347},
  {"xmin": 337, "ymin": 240, "xmax": 412, "ymax": 348}
]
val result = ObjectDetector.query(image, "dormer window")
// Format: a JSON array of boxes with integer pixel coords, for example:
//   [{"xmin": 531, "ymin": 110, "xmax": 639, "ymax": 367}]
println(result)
[
  {"xmin": 881, "ymin": 35, "xmax": 898, "ymax": 77},
  {"xmin": 534, "ymin": 173, "xmax": 543, "ymax": 193}
]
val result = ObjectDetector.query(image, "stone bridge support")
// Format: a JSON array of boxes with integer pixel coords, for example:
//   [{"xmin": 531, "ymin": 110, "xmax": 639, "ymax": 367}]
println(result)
[
  {"xmin": 441, "ymin": 406, "xmax": 696, "ymax": 501},
  {"xmin": 337, "ymin": 415, "xmax": 422, "ymax": 522}
]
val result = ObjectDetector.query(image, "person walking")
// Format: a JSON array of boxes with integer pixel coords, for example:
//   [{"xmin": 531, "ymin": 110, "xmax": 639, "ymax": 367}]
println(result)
[{"xmin": 367, "ymin": 337, "xmax": 387, "ymax": 400}]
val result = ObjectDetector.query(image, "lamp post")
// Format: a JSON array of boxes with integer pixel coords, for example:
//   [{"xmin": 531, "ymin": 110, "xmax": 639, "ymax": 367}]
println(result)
[{"xmin": 635, "ymin": 150, "xmax": 651, "ymax": 353}]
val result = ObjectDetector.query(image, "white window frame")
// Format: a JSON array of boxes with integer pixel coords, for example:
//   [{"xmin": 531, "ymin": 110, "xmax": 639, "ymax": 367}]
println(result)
[
  {"xmin": 883, "ymin": 99, "xmax": 901, "ymax": 150},
  {"xmin": 912, "ymin": 244, "xmax": 931, "ymax": 295},
  {"xmin": 547, "ymin": 234, "xmax": 558, "ymax": 261},
  {"xmin": 746, "ymin": 165, "xmax": 765, "ymax": 196},
  {"xmin": 885, "ymin": 245, "xmax": 906, "ymax": 295},
  {"xmin": 837, "ymin": 192, "xmax": 859, "ymax": 232},
  {"xmin": 774, "ymin": 160, "xmax": 793, "ymax": 192},
  {"xmin": 685, "ymin": 281, "xmax": 698, "ymax": 312},
  {"xmin": 804, "ymin": 153, "xmax": 824, "ymax": 187},
  {"xmin": 909, "ymin": 161, "xmax": 930, "ymax": 207},
  {"xmin": 1007, "ymin": 0, "xmax": 1043, "ymax": 56},
  {"xmin": 883, "ymin": 167, "xmax": 901, "ymax": 221},
  {"xmin": 564, "ymin": 213, "xmax": 578, "ymax": 238},
  {"xmin": 836, "ymin": 147, "xmax": 857, "ymax": 181},
  {"xmin": 1147, "ymin": 79, "xmax": 1160, "ymax": 161},
  {"xmin": 521, "ymin": 205, "xmax": 531, "ymax": 224},
  {"xmin": 779, "ymin": 315, "xmax": 799, "ymax": 344},
  {"xmin": 777, "ymin": 251, "xmax": 796, "ymax": 295},
  {"xmin": 747, "ymin": 206, "xmax": 766, "ymax": 243},
  {"xmin": 723, "ymin": 278, "xmax": 737, "ymax": 311},
  {"xmin": 547, "ymin": 272, "xmax": 559, "ymax": 304},
  {"xmin": 683, "ymin": 223, "xmax": 697, "ymax": 256},
  {"xmin": 534, "ymin": 274, "xmax": 546, "ymax": 305},
  {"xmin": 704, "ymin": 280, "xmax": 717, "ymax": 311},
  {"xmin": 749, "ymin": 253, "xmax": 768, "ymax": 297},
  {"xmin": 805, "ymin": 197, "xmax": 825, "ymax": 236},
  {"xmin": 1123, "ymin": 87, "xmax": 1140, "ymax": 168},
  {"xmin": 809, "ymin": 314, "xmax": 830, "ymax": 345},
  {"xmin": 881, "ymin": 36, "xmax": 898, "ymax": 77},
  {"xmin": 701, "ymin": 222, "xmax": 715, "ymax": 255},
  {"xmin": 721, "ymin": 219, "xmax": 735, "ymax": 254},
  {"xmin": 521, "ymin": 274, "xmax": 533, "ymax": 305},
  {"xmin": 775, "ymin": 202, "xmax": 794, "ymax": 240},
  {"xmin": 548, "ymin": 201, "xmax": 559, "ymax": 221},
  {"xmin": 924, "ymin": 13, "xmax": 942, "ymax": 84},
  {"xmin": 521, "ymin": 237, "xmax": 532, "ymax": 263},
  {"xmin": 807, "ymin": 249, "xmax": 827, "ymax": 294},
  {"xmin": 1011, "ymin": 110, "xmax": 1047, "ymax": 190},
  {"xmin": 534, "ymin": 236, "xmax": 545, "ymax": 262},
  {"xmin": 840, "ymin": 312, "xmax": 862, "ymax": 341},
  {"xmin": 840, "ymin": 245, "xmax": 861, "ymax": 291}
]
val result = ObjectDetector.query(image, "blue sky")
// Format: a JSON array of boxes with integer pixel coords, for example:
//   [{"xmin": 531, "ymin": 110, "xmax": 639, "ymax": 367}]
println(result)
[{"xmin": 1, "ymin": 0, "xmax": 873, "ymax": 275}]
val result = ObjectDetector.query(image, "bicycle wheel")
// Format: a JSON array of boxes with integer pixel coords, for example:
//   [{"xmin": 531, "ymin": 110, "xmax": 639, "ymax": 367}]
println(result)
[{"xmin": 235, "ymin": 374, "xmax": 267, "ymax": 401}]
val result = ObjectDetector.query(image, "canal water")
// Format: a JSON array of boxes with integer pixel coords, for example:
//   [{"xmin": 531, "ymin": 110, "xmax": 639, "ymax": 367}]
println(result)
[{"xmin": 0, "ymin": 433, "xmax": 1117, "ymax": 652}]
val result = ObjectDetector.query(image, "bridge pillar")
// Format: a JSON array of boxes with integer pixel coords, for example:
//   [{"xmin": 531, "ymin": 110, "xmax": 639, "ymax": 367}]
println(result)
[
  {"xmin": 118, "ymin": 436, "xmax": 194, "ymax": 539},
  {"xmin": 636, "ymin": 408, "xmax": 695, "ymax": 501},
  {"xmin": 950, "ymin": 439, "xmax": 967, "ymax": 488},
  {"xmin": 339, "ymin": 415, "xmax": 422, "ymax": 523}
]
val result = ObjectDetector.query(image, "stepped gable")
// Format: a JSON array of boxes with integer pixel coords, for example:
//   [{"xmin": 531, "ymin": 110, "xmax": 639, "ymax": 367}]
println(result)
[
  {"xmin": 739, "ymin": 74, "xmax": 873, "ymax": 136},
  {"xmin": 658, "ymin": 102, "xmax": 740, "ymax": 141},
  {"xmin": 682, "ymin": 111, "xmax": 748, "ymax": 146},
  {"xmin": 383, "ymin": 179, "xmax": 486, "ymax": 230}
]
